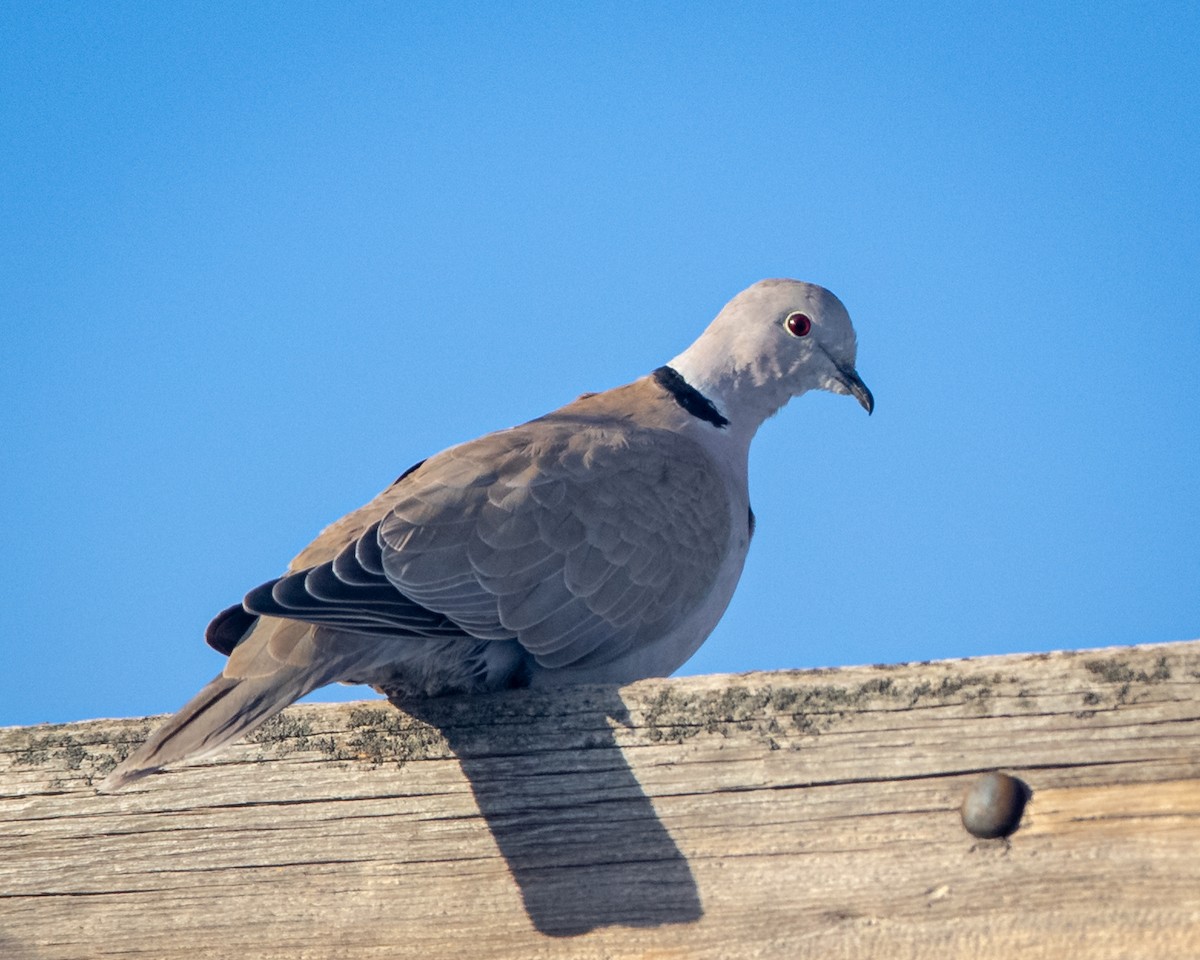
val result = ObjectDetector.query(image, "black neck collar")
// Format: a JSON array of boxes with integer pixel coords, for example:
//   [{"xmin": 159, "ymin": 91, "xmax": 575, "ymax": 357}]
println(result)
[{"xmin": 652, "ymin": 366, "xmax": 729, "ymax": 429}]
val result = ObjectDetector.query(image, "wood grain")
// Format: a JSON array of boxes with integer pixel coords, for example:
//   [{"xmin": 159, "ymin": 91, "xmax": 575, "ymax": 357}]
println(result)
[{"xmin": 2, "ymin": 640, "xmax": 1198, "ymax": 959}]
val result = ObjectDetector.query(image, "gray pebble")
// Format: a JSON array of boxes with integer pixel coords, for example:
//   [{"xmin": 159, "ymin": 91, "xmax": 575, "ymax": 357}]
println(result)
[{"xmin": 961, "ymin": 771, "xmax": 1029, "ymax": 838}]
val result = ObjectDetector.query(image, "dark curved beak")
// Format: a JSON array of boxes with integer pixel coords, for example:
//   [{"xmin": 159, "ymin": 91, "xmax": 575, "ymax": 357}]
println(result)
[{"xmin": 838, "ymin": 364, "xmax": 874, "ymax": 415}]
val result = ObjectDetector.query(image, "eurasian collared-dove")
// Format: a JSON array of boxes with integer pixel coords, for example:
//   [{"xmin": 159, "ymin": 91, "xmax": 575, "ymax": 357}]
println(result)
[{"xmin": 100, "ymin": 278, "xmax": 872, "ymax": 790}]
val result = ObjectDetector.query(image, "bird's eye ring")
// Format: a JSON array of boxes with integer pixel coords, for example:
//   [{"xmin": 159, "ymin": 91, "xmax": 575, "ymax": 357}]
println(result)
[{"xmin": 784, "ymin": 312, "xmax": 812, "ymax": 337}]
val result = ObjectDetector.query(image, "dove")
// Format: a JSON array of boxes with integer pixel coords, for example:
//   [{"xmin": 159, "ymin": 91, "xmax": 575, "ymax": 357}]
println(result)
[{"xmin": 100, "ymin": 278, "xmax": 872, "ymax": 790}]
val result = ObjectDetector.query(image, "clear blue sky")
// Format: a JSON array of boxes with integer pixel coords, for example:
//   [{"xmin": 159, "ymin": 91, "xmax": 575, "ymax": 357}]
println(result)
[{"xmin": 3, "ymin": 3, "xmax": 1197, "ymax": 728}]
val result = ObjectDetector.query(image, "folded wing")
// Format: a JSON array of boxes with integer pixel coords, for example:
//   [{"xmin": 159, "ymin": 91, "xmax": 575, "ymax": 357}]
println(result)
[{"xmin": 240, "ymin": 391, "xmax": 732, "ymax": 672}]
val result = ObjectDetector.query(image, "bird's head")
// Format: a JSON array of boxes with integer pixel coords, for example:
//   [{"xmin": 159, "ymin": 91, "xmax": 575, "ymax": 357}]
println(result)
[{"xmin": 669, "ymin": 279, "xmax": 873, "ymax": 431}]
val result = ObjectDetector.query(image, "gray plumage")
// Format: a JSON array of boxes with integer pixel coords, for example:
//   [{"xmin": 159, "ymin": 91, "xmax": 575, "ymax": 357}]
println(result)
[{"xmin": 100, "ymin": 278, "xmax": 872, "ymax": 791}]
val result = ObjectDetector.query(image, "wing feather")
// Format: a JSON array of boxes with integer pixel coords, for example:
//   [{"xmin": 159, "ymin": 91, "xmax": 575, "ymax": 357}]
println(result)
[
  {"xmin": 225, "ymin": 381, "xmax": 732, "ymax": 672},
  {"xmin": 378, "ymin": 399, "xmax": 731, "ymax": 668}
]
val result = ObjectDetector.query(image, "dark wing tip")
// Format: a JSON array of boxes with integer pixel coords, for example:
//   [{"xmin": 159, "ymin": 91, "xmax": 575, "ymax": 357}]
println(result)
[
  {"xmin": 205, "ymin": 603, "xmax": 260, "ymax": 656},
  {"xmin": 391, "ymin": 458, "xmax": 428, "ymax": 487}
]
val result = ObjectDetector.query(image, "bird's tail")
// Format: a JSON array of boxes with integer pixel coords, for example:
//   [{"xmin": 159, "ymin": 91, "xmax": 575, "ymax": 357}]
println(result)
[
  {"xmin": 96, "ymin": 615, "xmax": 363, "ymax": 792},
  {"xmin": 97, "ymin": 660, "xmax": 327, "ymax": 792}
]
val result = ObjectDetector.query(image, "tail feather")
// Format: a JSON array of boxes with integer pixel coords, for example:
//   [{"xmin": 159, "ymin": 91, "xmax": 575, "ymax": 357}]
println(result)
[{"xmin": 98, "ymin": 663, "xmax": 324, "ymax": 792}]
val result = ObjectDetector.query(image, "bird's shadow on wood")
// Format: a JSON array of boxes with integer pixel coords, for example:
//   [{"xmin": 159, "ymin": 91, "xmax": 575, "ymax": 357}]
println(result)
[{"xmin": 396, "ymin": 686, "xmax": 704, "ymax": 937}]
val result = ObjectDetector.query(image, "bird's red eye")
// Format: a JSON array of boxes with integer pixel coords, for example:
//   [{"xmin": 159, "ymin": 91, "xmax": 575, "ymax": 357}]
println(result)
[{"xmin": 785, "ymin": 312, "xmax": 812, "ymax": 337}]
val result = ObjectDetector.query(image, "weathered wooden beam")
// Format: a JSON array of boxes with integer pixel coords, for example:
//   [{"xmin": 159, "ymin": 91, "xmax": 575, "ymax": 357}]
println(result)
[{"xmin": 2, "ymin": 640, "xmax": 1198, "ymax": 959}]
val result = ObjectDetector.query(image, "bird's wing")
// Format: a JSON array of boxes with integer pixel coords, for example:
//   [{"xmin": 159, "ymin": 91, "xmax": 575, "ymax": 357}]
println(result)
[
  {"xmin": 242, "ymin": 380, "xmax": 734, "ymax": 671},
  {"xmin": 205, "ymin": 458, "xmax": 438, "ymax": 656}
]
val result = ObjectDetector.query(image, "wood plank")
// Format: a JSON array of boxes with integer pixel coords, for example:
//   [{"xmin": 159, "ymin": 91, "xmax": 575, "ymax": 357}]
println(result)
[{"xmin": 1, "ymin": 640, "xmax": 1198, "ymax": 959}]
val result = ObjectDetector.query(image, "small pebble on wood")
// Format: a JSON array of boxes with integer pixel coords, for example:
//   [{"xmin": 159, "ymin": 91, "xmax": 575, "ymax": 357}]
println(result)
[{"xmin": 961, "ymin": 771, "xmax": 1029, "ymax": 839}]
